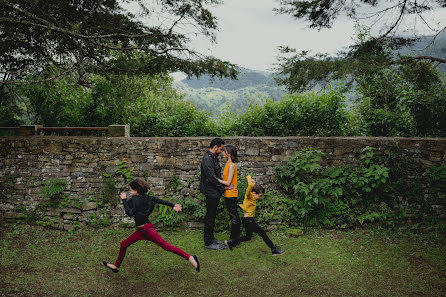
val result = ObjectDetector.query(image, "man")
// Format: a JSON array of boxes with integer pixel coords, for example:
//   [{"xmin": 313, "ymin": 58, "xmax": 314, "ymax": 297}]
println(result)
[{"xmin": 200, "ymin": 137, "xmax": 227, "ymax": 250}]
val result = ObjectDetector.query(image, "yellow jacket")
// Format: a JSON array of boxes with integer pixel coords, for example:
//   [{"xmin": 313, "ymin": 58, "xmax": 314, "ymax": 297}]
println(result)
[{"xmin": 239, "ymin": 175, "xmax": 257, "ymax": 217}]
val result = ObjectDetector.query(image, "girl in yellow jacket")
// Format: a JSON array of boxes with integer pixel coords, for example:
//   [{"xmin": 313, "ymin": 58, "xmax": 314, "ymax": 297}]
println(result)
[{"xmin": 224, "ymin": 175, "xmax": 285, "ymax": 255}]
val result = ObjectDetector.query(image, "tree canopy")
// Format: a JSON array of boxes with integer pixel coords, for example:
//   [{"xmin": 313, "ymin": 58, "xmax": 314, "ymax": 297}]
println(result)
[
  {"xmin": 0, "ymin": 0, "xmax": 238, "ymax": 86},
  {"xmin": 274, "ymin": 0, "xmax": 446, "ymax": 92}
]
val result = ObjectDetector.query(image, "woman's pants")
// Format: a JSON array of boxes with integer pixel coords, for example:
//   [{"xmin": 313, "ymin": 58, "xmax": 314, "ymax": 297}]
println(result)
[
  {"xmin": 224, "ymin": 197, "xmax": 241, "ymax": 240},
  {"xmin": 114, "ymin": 222, "xmax": 190, "ymax": 268},
  {"xmin": 230, "ymin": 217, "xmax": 275, "ymax": 249}
]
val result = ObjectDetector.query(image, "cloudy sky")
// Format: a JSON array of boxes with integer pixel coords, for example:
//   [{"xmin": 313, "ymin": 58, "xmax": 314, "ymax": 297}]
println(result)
[
  {"xmin": 126, "ymin": 0, "xmax": 446, "ymax": 74},
  {"xmin": 188, "ymin": 0, "xmax": 446, "ymax": 72},
  {"xmin": 191, "ymin": 0, "xmax": 355, "ymax": 72}
]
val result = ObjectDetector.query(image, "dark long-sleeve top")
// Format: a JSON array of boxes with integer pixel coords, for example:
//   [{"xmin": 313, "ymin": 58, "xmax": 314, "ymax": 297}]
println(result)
[
  {"xmin": 122, "ymin": 195, "xmax": 175, "ymax": 226},
  {"xmin": 200, "ymin": 150, "xmax": 225, "ymax": 198}
]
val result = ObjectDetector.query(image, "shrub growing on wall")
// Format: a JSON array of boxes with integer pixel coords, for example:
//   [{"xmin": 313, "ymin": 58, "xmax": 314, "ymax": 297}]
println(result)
[{"xmin": 274, "ymin": 147, "xmax": 390, "ymax": 227}]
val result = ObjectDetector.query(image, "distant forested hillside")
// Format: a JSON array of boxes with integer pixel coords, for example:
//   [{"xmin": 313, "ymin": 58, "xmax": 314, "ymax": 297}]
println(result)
[
  {"xmin": 181, "ymin": 68, "xmax": 279, "ymax": 90},
  {"xmin": 174, "ymin": 68, "xmax": 286, "ymax": 115},
  {"xmin": 399, "ymin": 32, "xmax": 446, "ymax": 71},
  {"xmin": 174, "ymin": 33, "xmax": 445, "ymax": 115}
]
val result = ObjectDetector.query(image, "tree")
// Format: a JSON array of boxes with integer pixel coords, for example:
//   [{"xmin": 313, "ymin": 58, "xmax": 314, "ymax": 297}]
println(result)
[
  {"xmin": 274, "ymin": 0, "xmax": 446, "ymax": 92},
  {"xmin": 0, "ymin": 0, "xmax": 238, "ymax": 86}
]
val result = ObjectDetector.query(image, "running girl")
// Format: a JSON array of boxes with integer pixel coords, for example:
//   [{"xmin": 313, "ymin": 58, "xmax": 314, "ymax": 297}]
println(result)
[{"xmin": 103, "ymin": 178, "xmax": 200, "ymax": 273}]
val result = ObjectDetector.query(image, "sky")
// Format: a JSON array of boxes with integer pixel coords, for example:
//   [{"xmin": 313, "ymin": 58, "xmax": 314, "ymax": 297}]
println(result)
[
  {"xmin": 125, "ymin": 0, "xmax": 446, "ymax": 75},
  {"xmin": 187, "ymin": 0, "xmax": 446, "ymax": 73},
  {"xmin": 190, "ymin": 0, "xmax": 356, "ymax": 72}
]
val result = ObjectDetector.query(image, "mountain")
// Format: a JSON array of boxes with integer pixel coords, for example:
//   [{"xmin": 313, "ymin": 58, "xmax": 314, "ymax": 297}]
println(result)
[
  {"xmin": 173, "ymin": 34, "xmax": 446, "ymax": 115},
  {"xmin": 174, "ymin": 68, "xmax": 286, "ymax": 115},
  {"xmin": 398, "ymin": 32, "xmax": 446, "ymax": 71},
  {"xmin": 181, "ymin": 68, "xmax": 279, "ymax": 90}
]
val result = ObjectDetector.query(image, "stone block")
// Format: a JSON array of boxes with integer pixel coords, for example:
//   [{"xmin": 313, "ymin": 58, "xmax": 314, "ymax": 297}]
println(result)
[
  {"xmin": 45, "ymin": 210, "xmax": 61, "ymax": 216},
  {"xmin": 245, "ymin": 147, "xmax": 260, "ymax": 156},
  {"xmin": 180, "ymin": 188, "xmax": 195, "ymax": 196},
  {"xmin": 63, "ymin": 214, "xmax": 76, "ymax": 220},
  {"xmin": 108, "ymin": 125, "xmax": 130, "ymax": 137},
  {"xmin": 182, "ymin": 221, "xmax": 204, "ymax": 228},
  {"xmin": 83, "ymin": 202, "xmax": 98, "ymax": 211},
  {"xmin": 18, "ymin": 125, "xmax": 42, "ymax": 136},
  {"xmin": 59, "ymin": 208, "xmax": 82, "ymax": 214}
]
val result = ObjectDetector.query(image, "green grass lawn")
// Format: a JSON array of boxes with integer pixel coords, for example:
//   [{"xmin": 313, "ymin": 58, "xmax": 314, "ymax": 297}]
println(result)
[{"xmin": 1, "ymin": 224, "xmax": 445, "ymax": 297}]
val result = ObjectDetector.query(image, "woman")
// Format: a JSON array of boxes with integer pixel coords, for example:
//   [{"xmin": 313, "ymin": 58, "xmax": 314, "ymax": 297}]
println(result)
[{"xmin": 217, "ymin": 144, "xmax": 241, "ymax": 242}]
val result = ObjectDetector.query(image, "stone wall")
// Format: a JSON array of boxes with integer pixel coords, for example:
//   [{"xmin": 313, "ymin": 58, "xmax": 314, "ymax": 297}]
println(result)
[{"xmin": 0, "ymin": 136, "xmax": 445, "ymax": 230}]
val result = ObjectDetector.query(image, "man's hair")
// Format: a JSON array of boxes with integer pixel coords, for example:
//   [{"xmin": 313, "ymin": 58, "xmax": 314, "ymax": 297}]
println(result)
[
  {"xmin": 252, "ymin": 184, "xmax": 264, "ymax": 194},
  {"xmin": 209, "ymin": 137, "xmax": 225, "ymax": 148},
  {"xmin": 129, "ymin": 178, "xmax": 150, "ymax": 195},
  {"xmin": 223, "ymin": 144, "xmax": 238, "ymax": 163}
]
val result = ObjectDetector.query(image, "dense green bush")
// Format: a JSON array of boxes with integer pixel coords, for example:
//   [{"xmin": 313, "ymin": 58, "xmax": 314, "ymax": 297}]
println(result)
[
  {"xmin": 274, "ymin": 147, "xmax": 390, "ymax": 227},
  {"xmin": 4, "ymin": 62, "xmax": 446, "ymax": 137},
  {"xmin": 226, "ymin": 88, "xmax": 351, "ymax": 136},
  {"xmin": 8, "ymin": 72, "xmax": 218, "ymax": 137}
]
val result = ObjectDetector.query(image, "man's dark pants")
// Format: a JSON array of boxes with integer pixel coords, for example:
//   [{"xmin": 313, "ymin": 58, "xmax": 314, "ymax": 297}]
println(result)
[{"xmin": 204, "ymin": 195, "xmax": 221, "ymax": 246}]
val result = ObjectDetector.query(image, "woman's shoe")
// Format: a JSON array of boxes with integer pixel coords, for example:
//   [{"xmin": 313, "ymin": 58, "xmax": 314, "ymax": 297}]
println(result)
[
  {"xmin": 192, "ymin": 255, "xmax": 200, "ymax": 272},
  {"xmin": 103, "ymin": 261, "xmax": 119, "ymax": 273},
  {"xmin": 224, "ymin": 240, "xmax": 233, "ymax": 251}
]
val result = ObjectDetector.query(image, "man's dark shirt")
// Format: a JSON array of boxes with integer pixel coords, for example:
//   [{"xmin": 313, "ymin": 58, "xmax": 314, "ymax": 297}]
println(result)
[{"xmin": 200, "ymin": 150, "xmax": 225, "ymax": 198}]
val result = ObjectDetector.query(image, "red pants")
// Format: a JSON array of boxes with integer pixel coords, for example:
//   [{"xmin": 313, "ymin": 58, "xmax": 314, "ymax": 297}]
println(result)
[{"xmin": 114, "ymin": 222, "xmax": 190, "ymax": 268}]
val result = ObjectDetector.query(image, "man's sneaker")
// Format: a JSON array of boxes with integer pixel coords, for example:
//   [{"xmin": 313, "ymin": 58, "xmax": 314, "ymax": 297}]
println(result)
[
  {"xmin": 213, "ymin": 239, "xmax": 227, "ymax": 248},
  {"xmin": 224, "ymin": 240, "xmax": 234, "ymax": 251},
  {"xmin": 205, "ymin": 243, "xmax": 224, "ymax": 250},
  {"xmin": 271, "ymin": 246, "xmax": 285, "ymax": 256}
]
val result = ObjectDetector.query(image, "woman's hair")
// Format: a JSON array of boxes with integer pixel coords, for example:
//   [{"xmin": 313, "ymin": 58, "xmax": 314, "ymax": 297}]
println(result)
[
  {"xmin": 129, "ymin": 178, "xmax": 150, "ymax": 195},
  {"xmin": 252, "ymin": 184, "xmax": 264, "ymax": 194},
  {"xmin": 224, "ymin": 144, "xmax": 238, "ymax": 163}
]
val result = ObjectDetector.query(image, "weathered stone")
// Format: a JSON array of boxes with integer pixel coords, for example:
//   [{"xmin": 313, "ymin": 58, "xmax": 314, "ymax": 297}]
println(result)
[
  {"xmin": 63, "ymin": 214, "xmax": 76, "ymax": 220},
  {"xmin": 245, "ymin": 147, "xmax": 260, "ymax": 156},
  {"xmin": 180, "ymin": 188, "xmax": 195, "ymax": 196},
  {"xmin": 45, "ymin": 210, "xmax": 61, "ymax": 216},
  {"xmin": 1, "ymin": 136, "xmax": 446, "ymax": 228},
  {"xmin": 182, "ymin": 221, "xmax": 204, "ymax": 228},
  {"xmin": 59, "ymin": 208, "xmax": 82, "ymax": 214},
  {"xmin": 83, "ymin": 202, "xmax": 97, "ymax": 211}
]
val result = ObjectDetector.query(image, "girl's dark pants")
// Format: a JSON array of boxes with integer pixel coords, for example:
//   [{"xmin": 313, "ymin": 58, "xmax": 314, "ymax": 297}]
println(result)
[
  {"xmin": 231, "ymin": 217, "xmax": 275, "ymax": 249},
  {"xmin": 225, "ymin": 197, "xmax": 241, "ymax": 240}
]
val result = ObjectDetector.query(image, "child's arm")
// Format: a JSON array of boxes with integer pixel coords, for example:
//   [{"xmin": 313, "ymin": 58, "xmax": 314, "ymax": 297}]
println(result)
[
  {"xmin": 153, "ymin": 196, "xmax": 175, "ymax": 207},
  {"xmin": 217, "ymin": 163, "xmax": 236, "ymax": 186},
  {"xmin": 152, "ymin": 196, "xmax": 182, "ymax": 212},
  {"xmin": 120, "ymin": 192, "xmax": 136, "ymax": 217},
  {"xmin": 245, "ymin": 175, "xmax": 255, "ymax": 197}
]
